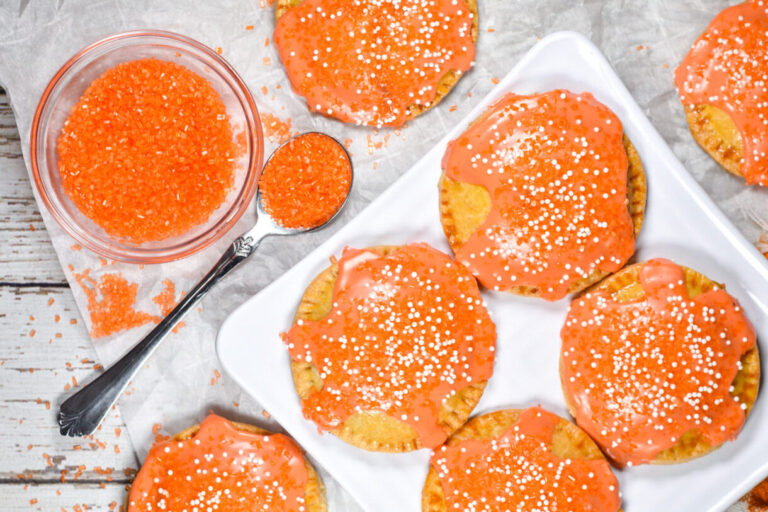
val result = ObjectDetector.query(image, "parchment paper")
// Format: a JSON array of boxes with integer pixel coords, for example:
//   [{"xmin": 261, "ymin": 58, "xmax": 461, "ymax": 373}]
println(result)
[{"xmin": 0, "ymin": 1, "xmax": 764, "ymax": 510}]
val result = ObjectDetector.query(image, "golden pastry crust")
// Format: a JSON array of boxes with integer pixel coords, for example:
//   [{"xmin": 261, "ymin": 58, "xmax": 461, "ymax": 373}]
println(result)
[
  {"xmin": 744, "ymin": 477, "xmax": 768, "ymax": 510},
  {"xmin": 275, "ymin": 0, "xmax": 479, "ymax": 122},
  {"xmin": 439, "ymin": 135, "xmax": 646, "ymax": 298},
  {"xmin": 561, "ymin": 262, "xmax": 761, "ymax": 466},
  {"xmin": 422, "ymin": 409, "xmax": 621, "ymax": 512},
  {"xmin": 290, "ymin": 246, "xmax": 488, "ymax": 452},
  {"xmin": 127, "ymin": 419, "xmax": 327, "ymax": 512},
  {"xmin": 683, "ymin": 104, "xmax": 745, "ymax": 178}
]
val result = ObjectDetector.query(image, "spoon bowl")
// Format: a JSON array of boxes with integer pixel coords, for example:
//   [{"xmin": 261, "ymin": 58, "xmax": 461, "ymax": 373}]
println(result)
[{"xmin": 251, "ymin": 131, "xmax": 354, "ymax": 239}]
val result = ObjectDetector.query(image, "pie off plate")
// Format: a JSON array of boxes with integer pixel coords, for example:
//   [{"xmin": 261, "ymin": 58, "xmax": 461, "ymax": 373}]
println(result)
[{"xmin": 217, "ymin": 31, "xmax": 768, "ymax": 512}]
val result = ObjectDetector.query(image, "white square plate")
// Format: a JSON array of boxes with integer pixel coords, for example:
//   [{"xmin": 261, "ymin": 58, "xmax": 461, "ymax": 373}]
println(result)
[{"xmin": 217, "ymin": 31, "xmax": 768, "ymax": 512}]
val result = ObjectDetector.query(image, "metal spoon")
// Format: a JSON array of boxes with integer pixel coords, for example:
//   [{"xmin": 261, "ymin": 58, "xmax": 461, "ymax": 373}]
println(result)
[{"xmin": 57, "ymin": 132, "xmax": 353, "ymax": 437}]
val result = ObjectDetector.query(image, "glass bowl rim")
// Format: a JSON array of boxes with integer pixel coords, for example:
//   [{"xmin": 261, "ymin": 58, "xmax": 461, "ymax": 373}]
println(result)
[{"xmin": 30, "ymin": 29, "xmax": 263, "ymax": 264}]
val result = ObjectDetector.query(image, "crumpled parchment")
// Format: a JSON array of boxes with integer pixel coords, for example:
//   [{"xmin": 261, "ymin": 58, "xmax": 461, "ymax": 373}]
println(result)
[{"xmin": 0, "ymin": 1, "xmax": 763, "ymax": 510}]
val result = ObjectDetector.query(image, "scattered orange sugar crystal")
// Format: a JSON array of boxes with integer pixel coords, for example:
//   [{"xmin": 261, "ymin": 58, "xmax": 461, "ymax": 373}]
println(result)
[
  {"xmin": 260, "ymin": 112, "xmax": 296, "ymax": 144},
  {"xmin": 73, "ymin": 269, "xmax": 159, "ymax": 338},
  {"xmin": 57, "ymin": 58, "xmax": 238, "ymax": 243},
  {"xmin": 260, "ymin": 133, "xmax": 351, "ymax": 229},
  {"xmin": 152, "ymin": 423, "xmax": 169, "ymax": 443},
  {"xmin": 152, "ymin": 279, "xmax": 178, "ymax": 315},
  {"xmin": 152, "ymin": 279, "xmax": 186, "ymax": 332}
]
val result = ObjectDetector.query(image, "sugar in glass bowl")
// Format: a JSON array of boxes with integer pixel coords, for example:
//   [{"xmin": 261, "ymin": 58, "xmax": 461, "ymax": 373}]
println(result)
[{"xmin": 31, "ymin": 30, "xmax": 263, "ymax": 263}]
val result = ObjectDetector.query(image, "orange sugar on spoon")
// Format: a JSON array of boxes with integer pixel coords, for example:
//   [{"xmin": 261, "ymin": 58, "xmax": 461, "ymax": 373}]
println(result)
[
  {"xmin": 56, "ymin": 58, "xmax": 239, "ymax": 243},
  {"xmin": 259, "ymin": 132, "xmax": 352, "ymax": 229}
]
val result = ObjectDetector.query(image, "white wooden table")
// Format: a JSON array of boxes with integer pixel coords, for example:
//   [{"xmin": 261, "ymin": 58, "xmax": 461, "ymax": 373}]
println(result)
[
  {"xmin": 0, "ymin": 87, "xmax": 764, "ymax": 511},
  {"xmin": 0, "ymin": 89, "xmax": 136, "ymax": 510}
]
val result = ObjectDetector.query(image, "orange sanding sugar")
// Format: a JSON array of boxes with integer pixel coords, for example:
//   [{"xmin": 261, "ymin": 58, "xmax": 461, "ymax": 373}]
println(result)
[
  {"xmin": 259, "ymin": 133, "xmax": 351, "ymax": 229},
  {"xmin": 152, "ymin": 279, "xmax": 180, "ymax": 316},
  {"xmin": 152, "ymin": 279, "xmax": 186, "ymax": 333},
  {"xmin": 74, "ymin": 269, "xmax": 159, "ymax": 338},
  {"xmin": 260, "ymin": 112, "xmax": 296, "ymax": 144},
  {"xmin": 57, "ymin": 58, "xmax": 238, "ymax": 243}
]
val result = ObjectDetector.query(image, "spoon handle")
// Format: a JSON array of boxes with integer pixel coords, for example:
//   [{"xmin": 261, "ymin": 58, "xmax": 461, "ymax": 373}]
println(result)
[{"xmin": 57, "ymin": 235, "xmax": 261, "ymax": 437}]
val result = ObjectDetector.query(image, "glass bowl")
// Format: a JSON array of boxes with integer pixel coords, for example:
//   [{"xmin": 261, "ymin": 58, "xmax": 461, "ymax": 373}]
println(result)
[{"xmin": 30, "ymin": 30, "xmax": 263, "ymax": 263}]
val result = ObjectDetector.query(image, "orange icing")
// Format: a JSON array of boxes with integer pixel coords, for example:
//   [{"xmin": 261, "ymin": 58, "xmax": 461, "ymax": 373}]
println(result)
[
  {"xmin": 260, "ymin": 133, "xmax": 351, "ymax": 229},
  {"xmin": 561, "ymin": 258, "xmax": 756, "ymax": 466},
  {"xmin": 273, "ymin": 0, "xmax": 476, "ymax": 127},
  {"xmin": 284, "ymin": 243, "xmax": 496, "ymax": 448},
  {"xmin": 675, "ymin": 0, "xmax": 768, "ymax": 186},
  {"xmin": 57, "ymin": 58, "xmax": 237, "ymax": 242},
  {"xmin": 443, "ymin": 90, "xmax": 636, "ymax": 301},
  {"xmin": 128, "ymin": 414, "xmax": 309, "ymax": 512},
  {"xmin": 431, "ymin": 407, "xmax": 621, "ymax": 512}
]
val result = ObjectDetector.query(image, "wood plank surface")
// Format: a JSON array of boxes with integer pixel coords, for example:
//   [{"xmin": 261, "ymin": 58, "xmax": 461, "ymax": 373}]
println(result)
[
  {"xmin": 0, "ymin": 287, "xmax": 137, "ymax": 481},
  {"xmin": 0, "ymin": 90, "xmax": 66, "ymax": 284},
  {"xmin": 3, "ymin": 483, "xmax": 128, "ymax": 512},
  {"xmin": 0, "ymin": 89, "xmax": 137, "ymax": 509}
]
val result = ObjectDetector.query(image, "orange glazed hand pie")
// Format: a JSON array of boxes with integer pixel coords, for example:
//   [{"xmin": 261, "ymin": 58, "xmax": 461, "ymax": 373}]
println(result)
[
  {"xmin": 423, "ymin": 407, "xmax": 621, "ymax": 512},
  {"xmin": 284, "ymin": 243, "xmax": 497, "ymax": 452},
  {"xmin": 128, "ymin": 414, "xmax": 326, "ymax": 512},
  {"xmin": 675, "ymin": 0, "xmax": 768, "ymax": 186},
  {"xmin": 440, "ymin": 89, "xmax": 646, "ymax": 301},
  {"xmin": 561, "ymin": 259, "xmax": 760, "ymax": 467},
  {"xmin": 273, "ymin": 0, "xmax": 477, "ymax": 127}
]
